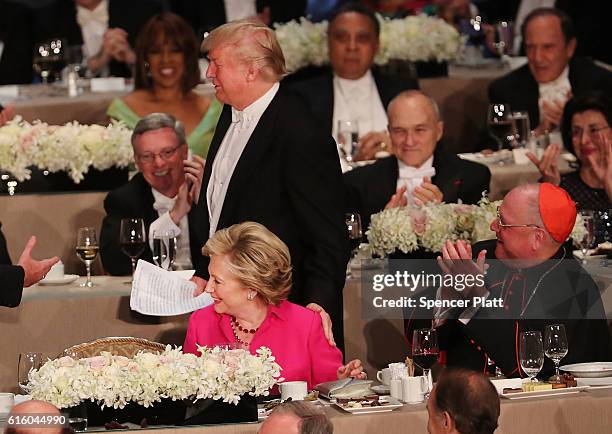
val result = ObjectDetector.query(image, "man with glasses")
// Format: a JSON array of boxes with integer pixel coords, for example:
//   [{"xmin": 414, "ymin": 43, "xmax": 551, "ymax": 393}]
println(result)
[
  {"xmin": 100, "ymin": 113, "xmax": 205, "ymax": 275},
  {"xmin": 430, "ymin": 182, "xmax": 611, "ymax": 377}
]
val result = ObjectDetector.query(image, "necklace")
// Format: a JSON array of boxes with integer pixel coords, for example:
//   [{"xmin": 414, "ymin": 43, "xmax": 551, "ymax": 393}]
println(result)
[{"xmin": 230, "ymin": 316, "xmax": 259, "ymax": 348}]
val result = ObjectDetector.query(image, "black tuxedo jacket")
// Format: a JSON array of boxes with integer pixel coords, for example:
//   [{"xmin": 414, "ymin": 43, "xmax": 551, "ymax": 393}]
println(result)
[
  {"xmin": 435, "ymin": 240, "xmax": 612, "ymax": 378},
  {"xmin": 291, "ymin": 68, "xmax": 419, "ymax": 134},
  {"xmin": 0, "ymin": 264, "xmax": 24, "ymax": 307},
  {"xmin": 34, "ymin": 0, "xmax": 163, "ymax": 77},
  {"xmin": 192, "ymin": 84, "xmax": 349, "ymax": 349},
  {"xmin": 343, "ymin": 150, "xmax": 491, "ymax": 230},
  {"xmin": 488, "ymin": 57, "xmax": 612, "ymax": 130},
  {"xmin": 0, "ymin": 223, "xmax": 11, "ymax": 265},
  {"xmin": 99, "ymin": 173, "xmax": 202, "ymax": 276},
  {"xmin": 0, "ymin": 0, "xmax": 34, "ymax": 84}
]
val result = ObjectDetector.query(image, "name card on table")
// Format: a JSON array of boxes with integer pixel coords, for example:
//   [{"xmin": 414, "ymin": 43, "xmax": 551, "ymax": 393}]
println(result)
[
  {"xmin": 0, "ymin": 85, "xmax": 19, "ymax": 105},
  {"xmin": 90, "ymin": 77, "xmax": 126, "ymax": 93},
  {"xmin": 130, "ymin": 259, "xmax": 213, "ymax": 316}
]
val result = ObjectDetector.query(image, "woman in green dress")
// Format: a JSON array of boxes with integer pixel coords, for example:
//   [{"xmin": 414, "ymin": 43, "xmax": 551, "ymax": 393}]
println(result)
[{"xmin": 107, "ymin": 13, "xmax": 221, "ymax": 157}]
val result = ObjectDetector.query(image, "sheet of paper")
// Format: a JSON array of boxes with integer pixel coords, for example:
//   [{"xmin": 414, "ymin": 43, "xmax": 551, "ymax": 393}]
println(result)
[
  {"xmin": 90, "ymin": 77, "xmax": 126, "ymax": 92},
  {"xmin": 130, "ymin": 260, "xmax": 212, "ymax": 316}
]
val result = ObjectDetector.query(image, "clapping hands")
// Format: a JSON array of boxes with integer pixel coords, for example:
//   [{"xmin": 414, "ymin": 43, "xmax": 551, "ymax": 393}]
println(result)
[
  {"xmin": 170, "ymin": 155, "xmax": 205, "ymax": 224},
  {"xmin": 526, "ymin": 143, "xmax": 561, "ymax": 185}
]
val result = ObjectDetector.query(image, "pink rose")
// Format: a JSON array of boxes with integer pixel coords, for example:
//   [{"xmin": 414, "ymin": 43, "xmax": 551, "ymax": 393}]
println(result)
[{"xmin": 409, "ymin": 209, "xmax": 427, "ymax": 235}]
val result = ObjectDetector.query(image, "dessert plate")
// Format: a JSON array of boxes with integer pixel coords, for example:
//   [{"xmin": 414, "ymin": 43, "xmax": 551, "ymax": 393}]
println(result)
[
  {"xmin": 334, "ymin": 396, "xmax": 403, "ymax": 414},
  {"xmin": 38, "ymin": 274, "xmax": 79, "ymax": 285},
  {"xmin": 577, "ymin": 377, "xmax": 612, "ymax": 389},
  {"xmin": 561, "ymin": 362, "xmax": 612, "ymax": 378},
  {"xmin": 500, "ymin": 386, "xmax": 589, "ymax": 400}
]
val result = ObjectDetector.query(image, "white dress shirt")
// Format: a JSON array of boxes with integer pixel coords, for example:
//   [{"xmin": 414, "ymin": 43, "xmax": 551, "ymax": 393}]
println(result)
[
  {"xmin": 207, "ymin": 82, "xmax": 280, "ymax": 236},
  {"xmin": 538, "ymin": 65, "xmax": 570, "ymax": 142},
  {"xmin": 224, "ymin": 0, "xmax": 257, "ymax": 22},
  {"xmin": 149, "ymin": 188, "xmax": 192, "ymax": 270},
  {"xmin": 396, "ymin": 156, "xmax": 436, "ymax": 205},
  {"xmin": 332, "ymin": 70, "xmax": 388, "ymax": 140},
  {"xmin": 76, "ymin": 0, "xmax": 108, "ymax": 60}
]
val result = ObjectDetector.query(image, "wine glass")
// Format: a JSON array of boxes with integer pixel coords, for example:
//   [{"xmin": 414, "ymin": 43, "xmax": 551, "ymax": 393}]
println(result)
[
  {"xmin": 18, "ymin": 352, "xmax": 43, "ymax": 393},
  {"xmin": 345, "ymin": 213, "xmax": 362, "ymax": 276},
  {"xmin": 577, "ymin": 210, "xmax": 595, "ymax": 265},
  {"xmin": 412, "ymin": 328, "xmax": 439, "ymax": 398},
  {"xmin": 520, "ymin": 331, "xmax": 544, "ymax": 382},
  {"xmin": 152, "ymin": 230, "xmax": 177, "ymax": 271},
  {"xmin": 487, "ymin": 103, "xmax": 515, "ymax": 151},
  {"xmin": 337, "ymin": 120, "xmax": 359, "ymax": 163},
  {"xmin": 76, "ymin": 227, "xmax": 98, "ymax": 287},
  {"xmin": 33, "ymin": 39, "xmax": 65, "ymax": 83},
  {"xmin": 120, "ymin": 218, "xmax": 146, "ymax": 282},
  {"xmin": 544, "ymin": 324, "xmax": 568, "ymax": 383}
]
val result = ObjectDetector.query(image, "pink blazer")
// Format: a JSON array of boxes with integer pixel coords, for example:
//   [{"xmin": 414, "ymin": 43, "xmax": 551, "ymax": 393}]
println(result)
[{"xmin": 183, "ymin": 300, "xmax": 343, "ymax": 389}]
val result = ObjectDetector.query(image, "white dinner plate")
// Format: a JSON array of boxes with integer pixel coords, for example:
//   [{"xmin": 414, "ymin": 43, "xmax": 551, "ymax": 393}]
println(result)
[
  {"xmin": 572, "ymin": 250, "xmax": 606, "ymax": 261},
  {"xmin": 577, "ymin": 377, "xmax": 612, "ymax": 388},
  {"xmin": 500, "ymin": 386, "xmax": 589, "ymax": 400},
  {"xmin": 37, "ymin": 274, "xmax": 79, "ymax": 286},
  {"xmin": 334, "ymin": 396, "xmax": 403, "ymax": 414},
  {"xmin": 560, "ymin": 362, "xmax": 612, "ymax": 378}
]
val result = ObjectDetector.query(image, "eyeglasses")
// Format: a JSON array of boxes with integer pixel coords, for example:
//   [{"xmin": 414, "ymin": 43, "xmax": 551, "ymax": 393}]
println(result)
[
  {"xmin": 495, "ymin": 207, "xmax": 541, "ymax": 230},
  {"xmin": 136, "ymin": 144, "xmax": 183, "ymax": 164},
  {"xmin": 571, "ymin": 125, "xmax": 610, "ymax": 140}
]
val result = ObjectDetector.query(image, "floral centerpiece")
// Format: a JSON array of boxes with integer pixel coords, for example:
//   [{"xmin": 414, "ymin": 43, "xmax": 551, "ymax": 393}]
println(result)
[
  {"xmin": 274, "ymin": 14, "xmax": 461, "ymax": 72},
  {"xmin": 27, "ymin": 345, "xmax": 282, "ymax": 416},
  {"xmin": 366, "ymin": 197, "xmax": 587, "ymax": 257},
  {"xmin": 0, "ymin": 116, "xmax": 133, "ymax": 184}
]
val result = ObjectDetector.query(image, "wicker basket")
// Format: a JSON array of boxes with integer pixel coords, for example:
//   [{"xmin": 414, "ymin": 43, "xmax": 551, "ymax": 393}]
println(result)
[{"xmin": 57, "ymin": 337, "xmax": 166, "ymax": 359}]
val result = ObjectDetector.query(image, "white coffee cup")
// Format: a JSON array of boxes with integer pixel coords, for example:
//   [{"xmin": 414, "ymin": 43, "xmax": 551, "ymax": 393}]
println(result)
[
  {"xmin": 402, "ymin": 376, "xmax": 428, "ymax": 404},
  {"xmin": 46, "ymin": 261, "xmax": 64, "ymax": 279},
  {"xmin": 279, "ymin": 381, "xmax": 307, "ymax": 401},
  {"xmin": 0, "ymin": 393, "xmax": 15, "ymax": 415},
  {"xmin": 389, "ymin": 379, "xmax": 403, "ymax": 400},
  {"xmin": 376, "ymin": 367, "xmax": 391, "ymax": 386}
]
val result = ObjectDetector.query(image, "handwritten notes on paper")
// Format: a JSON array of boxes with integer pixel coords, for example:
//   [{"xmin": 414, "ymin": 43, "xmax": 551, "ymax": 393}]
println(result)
[{"xmin": 130, "ymin": 260, "xmax": 212, "ymax": 316}]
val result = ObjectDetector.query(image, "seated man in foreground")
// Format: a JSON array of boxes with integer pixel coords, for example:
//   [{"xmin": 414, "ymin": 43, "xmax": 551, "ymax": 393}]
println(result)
[
  {"xmin": 427, "ymin": 368, "xmax": 500, "ymax": 434},
  {"xmin": 434, "ymin": 183, "xmax": 611, "ymax": 377},
  {"xmin": 344, "ymin": 90, "xmax": 491, "ymax": 231},
  {"xmin": 100, "ymin": 113, "xmax": 204, "ymax": 275}
]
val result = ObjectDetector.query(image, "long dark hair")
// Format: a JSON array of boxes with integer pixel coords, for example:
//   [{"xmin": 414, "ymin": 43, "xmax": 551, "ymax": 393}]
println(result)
[{"xmin": 133, "ymin": 12, "xmax": 200, "ymax": 94}]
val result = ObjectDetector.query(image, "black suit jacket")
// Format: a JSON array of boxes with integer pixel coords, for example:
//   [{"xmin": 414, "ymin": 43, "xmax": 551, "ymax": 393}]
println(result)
[
  {"xmin": 488, "ymin": 57, "xmax": 612, "ymax": 130},
  {"xmin": 0, "ymin": 265, "xmax": 24, "ymax": 307},
  {"xmin": 34, "ymin": 0, "xmax": 163, "ymax": 77},
  {"xmin": 0, "ymin": 0, "xmax": 34, "ymax": 84},
  {"xmin": 99, "ymin": 173, "xmax": 202, "ymax": 276},
  {"xmin": 192, "ymin": 84, "xmax": 349, "ymax": 350},
  {"xmin": 436, "ymin": 240, "xmax": 612, "ymax": 377},
  {"xmin": 343, "ymin": 150, "xmax": 491, "ymax": 231},
  {"xmin": 291, "ymin": 68, "xmax": 419, "ymax": 134}
]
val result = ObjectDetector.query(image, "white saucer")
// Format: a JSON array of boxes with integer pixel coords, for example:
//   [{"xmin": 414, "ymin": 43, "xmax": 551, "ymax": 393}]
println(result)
[
  {"xmin": 38, "ymin": 274, "xmax": 79, "ymax": 285},
  {"xmin": 370, "ymin": 384, "xmax": 390, "ymax": 395}
]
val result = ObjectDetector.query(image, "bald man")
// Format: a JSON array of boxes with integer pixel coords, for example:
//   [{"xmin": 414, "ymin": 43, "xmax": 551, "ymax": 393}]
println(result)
[
  {"xmin": 433, "ymin": 183, "xmax": 611, "ymax": 377},
  {"xmin": 258, "ymin": 401, "xmax": 332, "ymax": 434},
  {"xmin": 4, "ymin": 400, "xmax": 63, "ymax": 434},
  {"xmin": 343, "ymin": 90, "xmax": 491, "ymax": 231}
]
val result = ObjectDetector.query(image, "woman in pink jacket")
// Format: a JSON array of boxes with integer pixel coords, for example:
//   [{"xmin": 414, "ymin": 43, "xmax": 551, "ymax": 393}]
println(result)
[{"xmin": 183, "ymin": 222, "xmax": 364, "ymax": 389}]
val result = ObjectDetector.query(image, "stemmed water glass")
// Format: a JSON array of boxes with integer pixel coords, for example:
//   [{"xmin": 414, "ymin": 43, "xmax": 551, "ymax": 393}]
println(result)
[
  {"xmin": 487, "ymin": 103, "xmax": 515, "ymax": 152},
  {"xmin": 577, "ymin": 210, "xmax": 595, "ymax": 264},
  {"xmin": 412, "ymin": 328, "xmax": 439, "ymax": 398},
  {"xmin": 76, "ymin": 227, "xmax": 98, "ymax": 287},
  {"xmin": 18, "ymin": 352, "xmax": 43, "ymax": 393},
  {"xmin": 544, "ymin": 324, "xmax": 568, "ymax": 383},
  {"xmin": 33, "ymin": 39, "xmax": 65, "ymax": 83},
  {"xmin": 512, "ymin": 111, "xmax": 530, "ymax": 148},
  {"xmin": 345, "ymin": 213, "xmax": 362, "ymax": 276},
  {"xmin": 337, "ymin": 120, "xmax": 359, "ymax": 163},
  {"xmin": 520, "ymin": 331, "xmax": 544, "ymax": 382},
  {"xmin": 119, "ymin": 218, "xmax": 146, "ymax": 282},
  {"xmin": 152, "ymin": 230, "xmax": 177, "ymax": 271}
]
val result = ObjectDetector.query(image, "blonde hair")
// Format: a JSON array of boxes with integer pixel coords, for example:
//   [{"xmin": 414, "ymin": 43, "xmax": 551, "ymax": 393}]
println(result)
[
  {"xmin": 203, "ymin": 222, "xmax": 292, "ymax": 305},
  {"xmin": 202, "ymin": 19, "xmax": 288, "ymax": 82}
]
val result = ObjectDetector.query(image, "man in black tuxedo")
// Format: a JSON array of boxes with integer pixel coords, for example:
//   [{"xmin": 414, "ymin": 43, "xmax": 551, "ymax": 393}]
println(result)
[
  {"xmin": 0, "ymin": 0, "xmax": 34, "ymax": 84},
  {"xmin": 0, "ymin": 235, "xmax": 58, "ymax": 308},
  {"xmin": 292, "ymin": 3, "xmax": 419, "ymax": 161},
  {"xmin": 432, "ymin": 183, "xmax": 611, "ymax": 377},
  {"xmin": 489, "ymin": 8, "xmax": 612, "ymax": 136},
  {"xmin": 344, "ymin": 90, "xmax": 491, "ymax": 231},
  {"xmin": 34, "ymin": 0, "xmax": 163, "ymax": 77},
  {"xmin": 100, "ymin": 113, "xmax": 205, "ymax": 275},
  {"xmin": 193, "ymin": 19, "xmax": 349, "ymax": 349}
]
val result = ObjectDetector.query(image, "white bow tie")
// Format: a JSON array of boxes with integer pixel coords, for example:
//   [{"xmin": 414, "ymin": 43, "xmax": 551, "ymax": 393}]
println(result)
[
  {"xmin": 76, "ymin": 4, "xmax": 108, "ymax": 27},
  {"xmin": 398, "ymin": 166, "xmax": 436, "ymax": 180},
  {"xmin": 231, "ymin": 108, "xmax": 252, "ymax": 130},
  {"xmin": 153, "ymin": 196, "xmax": 175, "ymax": 215}
]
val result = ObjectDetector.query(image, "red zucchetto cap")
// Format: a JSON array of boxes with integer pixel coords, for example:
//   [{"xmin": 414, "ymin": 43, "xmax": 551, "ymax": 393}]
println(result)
[{"xmin": 539, "ymin": 183, "xmax": 577, "ymax": 242}]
